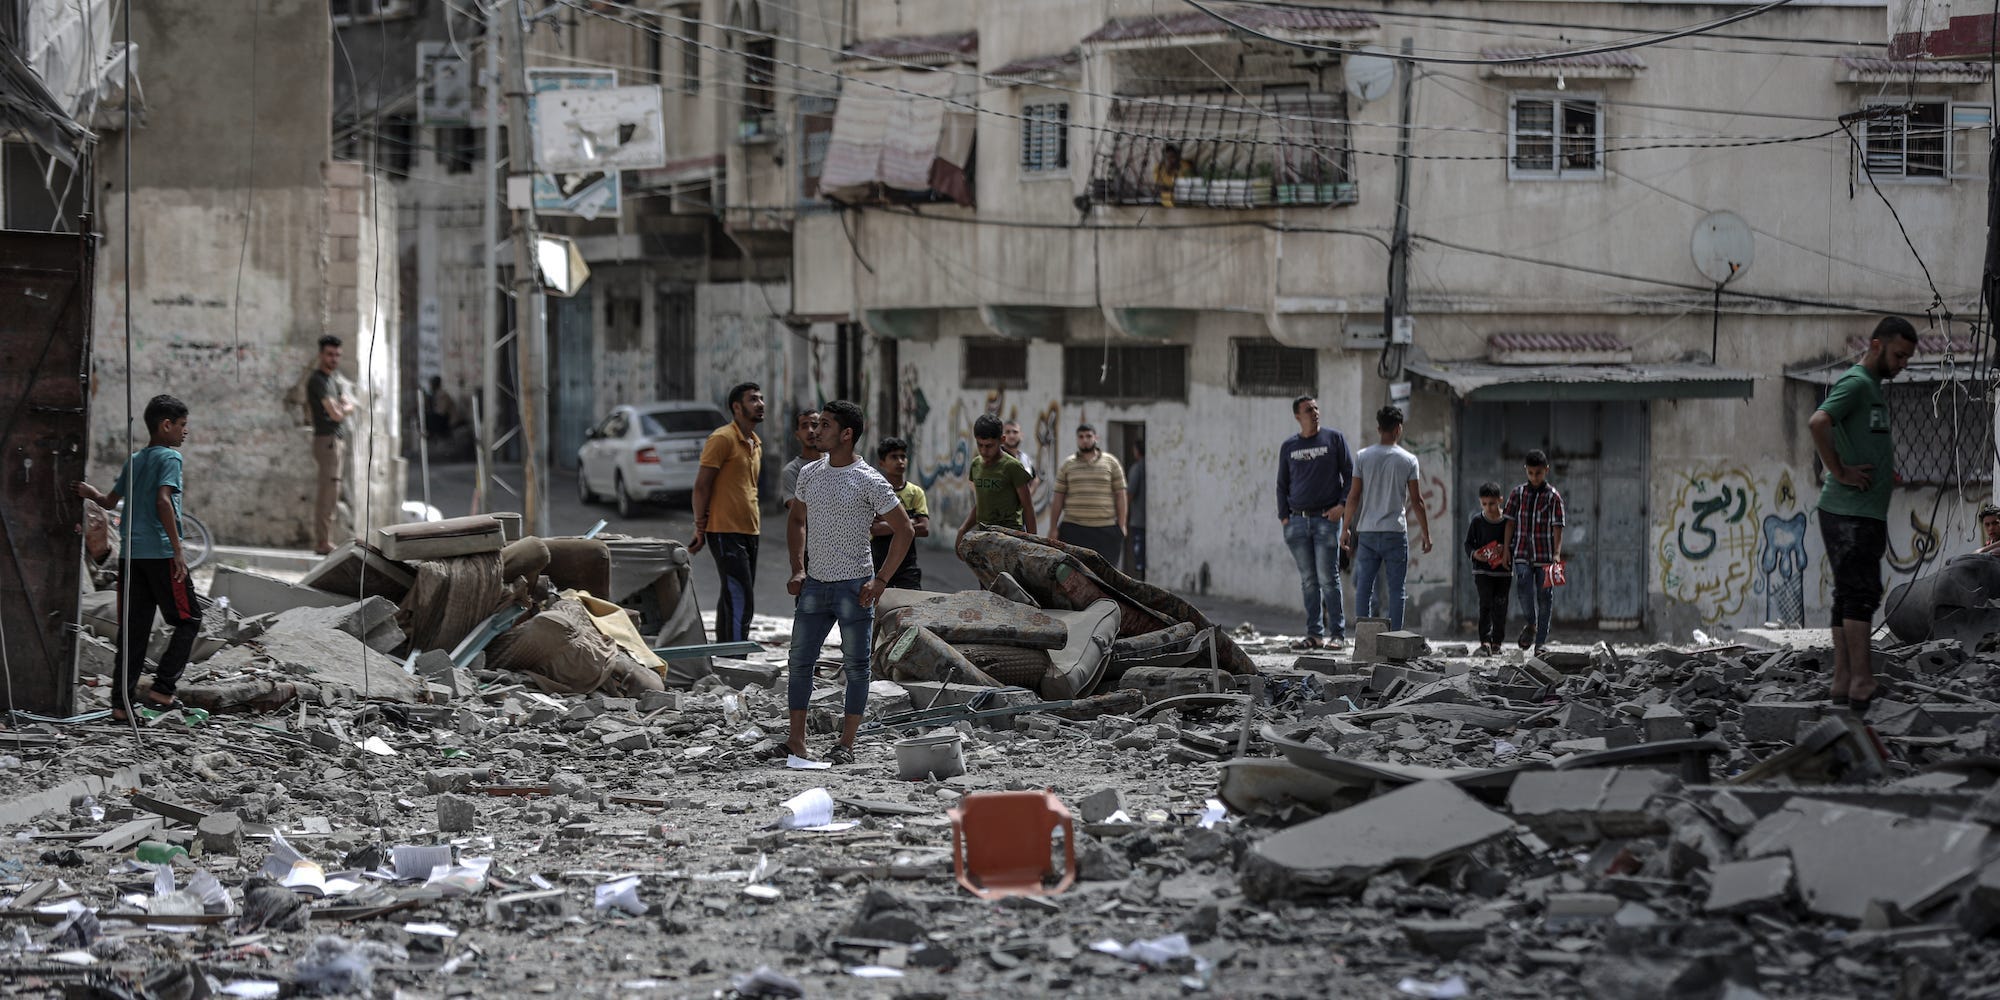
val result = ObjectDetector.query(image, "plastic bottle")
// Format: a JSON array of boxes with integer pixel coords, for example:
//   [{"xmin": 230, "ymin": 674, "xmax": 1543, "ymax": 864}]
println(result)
[{"xmin": 134, "ymin": 841, "xmax": 187, "ymax": 864}]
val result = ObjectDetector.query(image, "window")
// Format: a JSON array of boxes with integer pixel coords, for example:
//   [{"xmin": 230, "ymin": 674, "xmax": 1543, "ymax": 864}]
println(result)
[
  {"xmin": 1886, "ymin": 381, "xmax": 1994, "ymax": 485},
  {"xmin": 1509, "ymin": 96, "xmax": 1602, "ymax": 180},
  {"xmin": 642, "ymin": 14, "xmax": 665, "ymax": 85},
  {"xmin": 1230, "ymin": 338, "xmax": 1317, "ymax": 397},
  {"xmin": 437, "ymin": 127, "xmax": 480, "ymax": 174},
  {"xmin": 1064, "ymin": 345, "xmax": 1188, "ymax": 402},
  {"xmin": 680, "ymin": 6, "xmax": 702, "ymax": 92},
  {"xmin": 745, "ymin": 37, "xmax": 776, "ymax": 117},
  {"xmin": 379, "ymin": 115, "xmax": 414, "ymax": 178},
  {"xmin": 1861, "ymin": 100, "xmax": 1990, "ymax": 182},
  {"xmin": 963, "ymin": 338, "xmax": 1029, "ymax": 390},
  {"xmin": 799, "ymin": 96, "xmax": 836, "ymax": 201},
  {"xmin": 1022, "ymin": 102, "xmax": 1069, "ymax": 173}
]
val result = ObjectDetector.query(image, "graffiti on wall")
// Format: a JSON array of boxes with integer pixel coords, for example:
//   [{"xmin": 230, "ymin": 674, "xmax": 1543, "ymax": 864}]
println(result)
[
  {"xmin": 901, "ymin": 368, "xmax": 1063, "ymax": 533},
  {"xmin": 1657, "ymin": 468, "xmax": 1764, "ymax": 624},
  {"xmin": 1659, "ymin": 464, "xmax": 1990, "ymax": 627}
]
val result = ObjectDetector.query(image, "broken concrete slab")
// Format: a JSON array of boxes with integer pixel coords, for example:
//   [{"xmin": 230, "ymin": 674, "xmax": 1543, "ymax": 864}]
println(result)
[
  {"xmin": 208, "ymin": 565, "xmax": 353, "ymax": 618},
  {"xmin": 1240, "ymin": 780, "xmax": 1517, "ymax": 900},
  {"xmin": 298, "ymin": 541, "xmax": 415, "ymax": 602},
  {"xmin": 710, "ymin": 658, "xmax": 782, "ymax": 690},
  {"xmin": 1506, "ymin": 768, "xmax": 1677, "ymax": 845},
  {"xmin": 1737, "ymin": 702, "xmax": 1822, "ymax": 744},
  {"xmin": 269, "ymin": 598, "xmax": 405, "ymax": 654},
  {"xmin": 1704, "ymin": 856, "xmax": 1793, "ymax": 914},
  {"xmin": 197, "ymin": 621, "xmax": 429, "ymax": 704},
  {"xmin": 1740, "ymin": 796, "xmax": 1989, "ymax": 923}
]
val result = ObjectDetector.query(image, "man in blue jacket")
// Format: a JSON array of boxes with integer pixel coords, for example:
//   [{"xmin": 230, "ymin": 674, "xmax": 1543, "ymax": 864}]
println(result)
[{"xmin": 1277, "ymin": 395, "xmax": 1353, "ymax": 651}]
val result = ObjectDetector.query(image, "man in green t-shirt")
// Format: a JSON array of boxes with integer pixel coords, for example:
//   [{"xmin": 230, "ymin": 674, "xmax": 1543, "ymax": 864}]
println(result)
[
  {"xmin": 1808, "ymin": 315, "xmax": 1918, "ymax": 718},
  {"xmin": 958, "ymin": 413, "xmax": 1036, "ymax": 549}
]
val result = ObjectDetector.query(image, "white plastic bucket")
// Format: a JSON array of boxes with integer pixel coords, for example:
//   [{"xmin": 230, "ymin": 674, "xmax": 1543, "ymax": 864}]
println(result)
[{"xmin": 895, "ymin": 730, "xmax": 967, "ymax": 781}]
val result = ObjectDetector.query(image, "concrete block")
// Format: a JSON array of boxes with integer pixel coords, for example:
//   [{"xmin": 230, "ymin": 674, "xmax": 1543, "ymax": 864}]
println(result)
[
  {"xmin": 77, "ymin": 633, "xmax": 115, "ymax": 677},
  {"xmin": 414, "ymin": 649, "xmax": 456, "ymax": 680},
  {"xmin": 422, "ymin": 768, "xmax": 485, "ymax": 794},
  {"xmin": 1116, "ymin": 666, "xmax": 1227, "ymax": 703},
  {"xmin": 196, "ymin": 812, "xmax": 244, "ymax": 855},
  {"xmin": 437, "ymin": 794, "xmax": 477, "ymax": 833},
  {"xmin": 1898, "ymin": 639, "xmax": 1967, "ymax": 675},
  {"xmin": 1077, "ymin": 788, "xmax": 1122, "ymax": 823},
  {"xmin": 1241, "ymin": 780, "xmax": 1515, "ymax": 901},
  {"xmin": 1400, "ymin": 918, "xmax": 1489, "ymax": 958},
  {"xmin": 601, "ymin": 730, "xmax": 652, "ymax": 752},
  {"xmin": 208, "ymin": 565, "xmax": 353, "ymax": 618},
  {"xmin": 1642, "ymin": 703, "xmax": 1693, "ymax": 742},
  {"xmin": 638, "ymin": 690, "xmax": 680, "ymax": 713},
  {"xmin": 1545, "ymin": 892, "xmax": 1622, "ymax": 929},
  {"xmin": 711, "ymin": 658, "xmax": 782, "ymax": 690},
  {"xmin": 1375, "ymin": 630, "xmax": 1429, "ymax": 662},
  {"xmin": 1738, "ymin": 702, "xmax": 1822, "ymax": 744},
  {"xmin": 1705, "ymin": 856, "xmax": 1793, "ymax": 914}
]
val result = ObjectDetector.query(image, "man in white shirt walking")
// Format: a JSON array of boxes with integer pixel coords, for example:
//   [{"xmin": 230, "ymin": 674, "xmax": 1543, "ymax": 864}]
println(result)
[{"xmin": 784, "ymin": 400, "xmax": 915, "ymax": 764}]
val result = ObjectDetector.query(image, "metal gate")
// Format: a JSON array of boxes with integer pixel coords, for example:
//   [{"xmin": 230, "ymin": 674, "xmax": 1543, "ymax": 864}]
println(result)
[
  {"xmin": 1453, "ymin": 400, "xmax": 1648, "ymax": 629},
  {"xmin": 0, "ymin": 230, "xmax": 95, "ymax": 715},
  {"xmin": 548, "ymin": 289, "xmax": 596, "ymax": 471}
]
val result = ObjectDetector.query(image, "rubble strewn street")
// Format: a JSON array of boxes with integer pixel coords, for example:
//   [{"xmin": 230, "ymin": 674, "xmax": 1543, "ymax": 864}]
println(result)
[{"xmin": 10, "ymin": 513, "xmax": 2000, "ymax": 998}]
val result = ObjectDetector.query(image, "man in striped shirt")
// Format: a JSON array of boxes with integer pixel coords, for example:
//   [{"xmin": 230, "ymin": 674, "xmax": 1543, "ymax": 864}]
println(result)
[{"xmin": 1045, "ymin": 423, "xmax": 1128, "ymax": 564}]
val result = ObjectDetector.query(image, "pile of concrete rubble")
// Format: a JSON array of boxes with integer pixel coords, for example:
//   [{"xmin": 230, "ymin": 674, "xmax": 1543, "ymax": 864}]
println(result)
[{"xmin": 7, "ymin": 526, "xmax": 2000, "ymax": 996}]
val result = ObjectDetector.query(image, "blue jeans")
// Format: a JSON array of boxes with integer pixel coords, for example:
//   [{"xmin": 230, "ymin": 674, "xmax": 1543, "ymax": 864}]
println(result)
[
  {"xmin": 1514, "ymin": 561, "xmax": 1554, "ymax": 647},
  {"xmin": 1283, "ymin": 515, "xmax": 1344, "ymax": 639},
  {"xmin": 787, "ymin": 578, "xmax": 873, "ymax": 715},
  {"xmin": 1352, "ymin": 531, "xmax": 1410, "ymax": 631}
]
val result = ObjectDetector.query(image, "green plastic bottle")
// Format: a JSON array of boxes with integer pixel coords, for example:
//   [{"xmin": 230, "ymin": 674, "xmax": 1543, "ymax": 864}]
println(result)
[{"xmin": 134, "ymin": 841, "xmax": 187, "ymax": 864}]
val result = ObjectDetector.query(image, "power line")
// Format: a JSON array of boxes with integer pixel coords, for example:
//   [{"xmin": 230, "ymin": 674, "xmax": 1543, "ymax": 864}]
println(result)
[{"xmin": 1180, "ymin": 0, "xmax": 1804, "ymax": 65}]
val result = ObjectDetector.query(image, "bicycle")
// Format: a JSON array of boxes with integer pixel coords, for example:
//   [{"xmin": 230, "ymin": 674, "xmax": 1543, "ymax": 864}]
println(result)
[{"xmin": 107, "ymin": 501, "xmax": 213, "ymax": 570}]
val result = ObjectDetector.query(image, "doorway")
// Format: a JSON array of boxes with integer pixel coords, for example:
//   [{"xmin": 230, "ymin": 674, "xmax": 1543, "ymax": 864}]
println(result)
[
  {"xmin": 548, "ymin": 289, "xmax": 597, "ymax": 472},
  {"xmin": 1452, "ymin": 400, "xmax": 1648, "ymax": 629},
  {"xmin": 1108, "ymin": 421, "xmax": 1146, "ymax": 577},
  {"xmin": 656, "ymin": 288, "xmax": 695, "ymax": 400}
]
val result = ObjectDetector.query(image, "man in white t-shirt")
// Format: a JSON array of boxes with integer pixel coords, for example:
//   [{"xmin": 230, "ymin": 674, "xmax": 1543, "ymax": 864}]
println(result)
[
  {"xmin": 783, "ymin": 399, "xmax": 914, "ymax": 765},
  {"xmin": 1341, "ymin": 404, "xmax": 1432, "ymax": 631}
]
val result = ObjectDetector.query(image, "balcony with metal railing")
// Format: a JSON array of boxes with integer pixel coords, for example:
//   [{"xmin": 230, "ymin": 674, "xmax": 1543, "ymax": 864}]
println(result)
[{"xmin": 1087, "ymin": 91, "xmax": 1357, "ymax": 210}]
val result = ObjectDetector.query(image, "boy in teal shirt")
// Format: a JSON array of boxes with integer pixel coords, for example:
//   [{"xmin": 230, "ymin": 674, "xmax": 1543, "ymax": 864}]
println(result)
[
  {"xmin": 1808, "ymin": 316, "xmax": 1918, "ymax": 717},
  {"xmin": 73, "ymin": 394, "xmax": 200, "ymax": 719}
]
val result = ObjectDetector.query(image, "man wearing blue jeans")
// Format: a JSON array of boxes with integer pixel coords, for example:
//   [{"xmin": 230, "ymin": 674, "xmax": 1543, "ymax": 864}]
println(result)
[
  {"xmin": 783, "ymin": 400, "xmax": 915, "ymax": 765},
  {"xmin": 1342, "ymin": 405, "xmax": 1431, "ymax": 632},
  {"xmin": 1277, "ymin": 396, "xmax": 1354, "ymax": 651},
  {"xmin": 1502, "ymin": 449, "xmax": 1566, "ymax": 654}
]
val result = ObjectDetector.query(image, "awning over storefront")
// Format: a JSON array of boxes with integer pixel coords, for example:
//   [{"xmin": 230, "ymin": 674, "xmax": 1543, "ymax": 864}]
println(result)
[
  {"xmin": 1406, "ymin": 358, "xmax": 1757, "ymax": 402},
  {"xmin": 818, "ymin": 69, "xmax": 974, "ymax": 205},
  {"xmin": 1083, "ymin": 8, "xmax": 1377, "ymax": 50}
]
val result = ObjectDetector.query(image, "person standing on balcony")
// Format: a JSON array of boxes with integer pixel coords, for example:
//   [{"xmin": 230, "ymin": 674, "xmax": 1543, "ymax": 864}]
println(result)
[{"xmin": 1154, "ymin": 144, "xmax": 1192, "ymax": 207}]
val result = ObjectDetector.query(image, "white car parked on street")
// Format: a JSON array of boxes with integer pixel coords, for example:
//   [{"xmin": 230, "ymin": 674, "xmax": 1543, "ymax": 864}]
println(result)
[{"xmin": 576, "ymin": 401, "xmax": 729, "ymax": 517}]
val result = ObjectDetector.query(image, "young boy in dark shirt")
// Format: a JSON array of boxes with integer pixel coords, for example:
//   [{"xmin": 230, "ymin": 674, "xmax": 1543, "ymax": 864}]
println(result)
[
  {"xmin": 1464, "ymin": 482, "xmax": 1510, "ymax": 656},
  {"xmin": 73, "ymin": 395, "xmax": 200, "ymax": 720}
]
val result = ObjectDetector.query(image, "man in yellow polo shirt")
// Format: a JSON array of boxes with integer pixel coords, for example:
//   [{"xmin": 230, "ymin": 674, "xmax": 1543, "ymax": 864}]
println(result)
[{"xmin": 691, "ymin": 382, "xmax": 765, "ymax": 642}]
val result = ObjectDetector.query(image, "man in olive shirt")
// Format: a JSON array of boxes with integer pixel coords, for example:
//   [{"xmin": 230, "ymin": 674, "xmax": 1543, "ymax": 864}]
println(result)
[
  {"xmin": 691, "ymin": 382, "xmax": 766, "ymax": 643},
  {"xmin": 1808, "ymin": 316, "xmax": 1918, "ymax": 717},
  {"xmin": 1046, "ymin": 423, "xmax": 1127, "ymax": 563},
  {"xmin": 958, "ymin": 413, "xmax": 1035, "ymax": 548}
]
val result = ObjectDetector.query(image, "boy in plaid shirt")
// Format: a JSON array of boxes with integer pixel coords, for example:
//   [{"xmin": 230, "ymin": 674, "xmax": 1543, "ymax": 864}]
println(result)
[{"xmin": 1502, "ymin": 450, "xmax": 1565, "ymax": 654}]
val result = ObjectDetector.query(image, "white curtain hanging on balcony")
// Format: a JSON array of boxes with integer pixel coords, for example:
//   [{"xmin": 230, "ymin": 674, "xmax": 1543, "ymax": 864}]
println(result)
[{"xmin": 819, "ymin": 69, "xmax": 961, "ymax": 199}]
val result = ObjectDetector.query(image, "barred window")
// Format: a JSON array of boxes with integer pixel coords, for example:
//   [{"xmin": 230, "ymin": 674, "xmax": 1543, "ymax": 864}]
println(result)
[
  {"xmin": 963, "ymin": 338, "xmax": 1029, "ymax": 389},
  {"xmin": 1022, "ymin": 102, "xmax": 1069, "ymax": 173},
  {"xmin": 1886, "ymin": 381, "xmax": 1994, "ymax": 485},
  {"xmin": 1510, "ymin": 96, "xmax": 1602, "ymax": 180},
  {"xmin": 1231, "ymin": 338, "xmax": 1317, "ymax": 397},
  {"xmin": 678, "ymin": 5, "xmax": 702, "ymax": 92},
  {"xmin": 1064, "ymin": 345, "xmax": 1188, "ymax": 402}
]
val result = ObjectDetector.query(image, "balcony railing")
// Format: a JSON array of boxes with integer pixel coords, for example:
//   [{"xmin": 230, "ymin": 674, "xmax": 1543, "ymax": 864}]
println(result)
[{"xmin": 1089, "ymin": 92, "xmax": 1356, "ymax": 209}]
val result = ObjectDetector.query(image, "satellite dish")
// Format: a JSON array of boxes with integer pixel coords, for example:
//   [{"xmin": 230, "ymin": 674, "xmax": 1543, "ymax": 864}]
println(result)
[
  {"xmin": 1345, "ymin": 48, "xmax": 1397, "ymax": 104},
  {"xmin": 1691, "ymin": 210, "xmax": 1754, "ymax": 286}
]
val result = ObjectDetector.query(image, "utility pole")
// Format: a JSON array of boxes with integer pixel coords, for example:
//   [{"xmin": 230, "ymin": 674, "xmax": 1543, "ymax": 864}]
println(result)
[
  {"xmin": 477, "ymin": 40, "xmax": 500, "ymax": 515},
  {"xmin": 1383, "ymin": 37, "xmax": 1415, "ymax": 381},
  {"xmin": 502, "ymin": 0, "xmax": 550, "ymax": 536}
]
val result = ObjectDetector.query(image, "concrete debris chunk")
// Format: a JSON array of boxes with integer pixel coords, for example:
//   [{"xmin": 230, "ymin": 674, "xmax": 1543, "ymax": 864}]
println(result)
[
  {"xmin": 1240, "ymin": 780, "xmax": 1516, "ymax": 901},
  {"xmin": 1740, "ymin": 796, "xmax": 1989, "ymax": 922},
  {"xmin": 1705, "ymin": 856, "xmax": 1794, "ymax": 914},
  {"xmin": 1506, "ymin": 767, "xmax": 1676, "ymax": 845}
]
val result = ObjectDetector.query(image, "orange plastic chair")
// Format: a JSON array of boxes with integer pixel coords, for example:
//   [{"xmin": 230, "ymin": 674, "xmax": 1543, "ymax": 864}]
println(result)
[{"xmin": 946, "ymin": 790, "xmax": 1076, "ymax": 899}]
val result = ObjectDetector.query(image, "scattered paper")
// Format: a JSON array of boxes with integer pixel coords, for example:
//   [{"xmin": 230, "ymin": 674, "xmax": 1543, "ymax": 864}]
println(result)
[
  {"xmin": 259, "ymin": 833, "xmax": 331, "ymax": 896},
  {"xmin": 426, "ymin": 856, "xmax": 491, "ymax": 897},
  {"xmin": 49, "ymin": 950, "xmax": 97, "ymax": 966},
  {"xmin": 153, "ymin": 864, "xmax": 175, "ymax": 897},
  {"xmin": 220, "ymin": 983, "xmax": 281, "ymax": 999},
  {"xmin": 1198, "ymin": 799, "xmax": 1228, "ymax": 829},
  {"xmin": 848, "ymin": 966, "xmax": 904, "ymax": 978},
  {"xmin": 777, "ymin": 788, "xmax": 834, "ymax": 829},
  {"xmin": 742, "ymin": 885, "xmax": 782, "ymax": 900},
  {"xmin": 403, "ymin": 921, "xmax": 459, "ymax": 938},
  {"xmin": 595, "ymin": 876, "xmax": 646, "ymax": 915},
  {"xmin": 785, "ymin": 754, "xmax": 831, "ymax": 771},
  {"xmin": 1092, "ymin": 934, "xmax": 1209, "ymax": 971},
  {"xmin": 189, "ymin": 871, "xmax": 231, "ymax": 912},
  {"xmin": 1397, "ymin": 976, "xmax": 1470, "ymax": 999},
  {"xmin": 357, "ymin": 736, "xmax": 398, "ymax": 757}
]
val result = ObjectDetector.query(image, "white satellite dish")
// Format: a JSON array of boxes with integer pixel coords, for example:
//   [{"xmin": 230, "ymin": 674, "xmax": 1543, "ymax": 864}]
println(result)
[
  {"xmin": 1345, "ymin": 48, "xmax": 1397, "ymax": 104},
  {"xmin": 1691, "ymin": 210, "xmax": 1754, "ymax": 285}
]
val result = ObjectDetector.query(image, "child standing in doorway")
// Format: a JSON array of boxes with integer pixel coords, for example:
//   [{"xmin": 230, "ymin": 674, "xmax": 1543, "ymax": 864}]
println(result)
[
  {"xmin": 1502, "ymin": 450, "xmax": 1566, "ymax": 656},
  {"xmin": 1464, "ymin": 482, "xmax": 1511, "ymax": 656}
]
